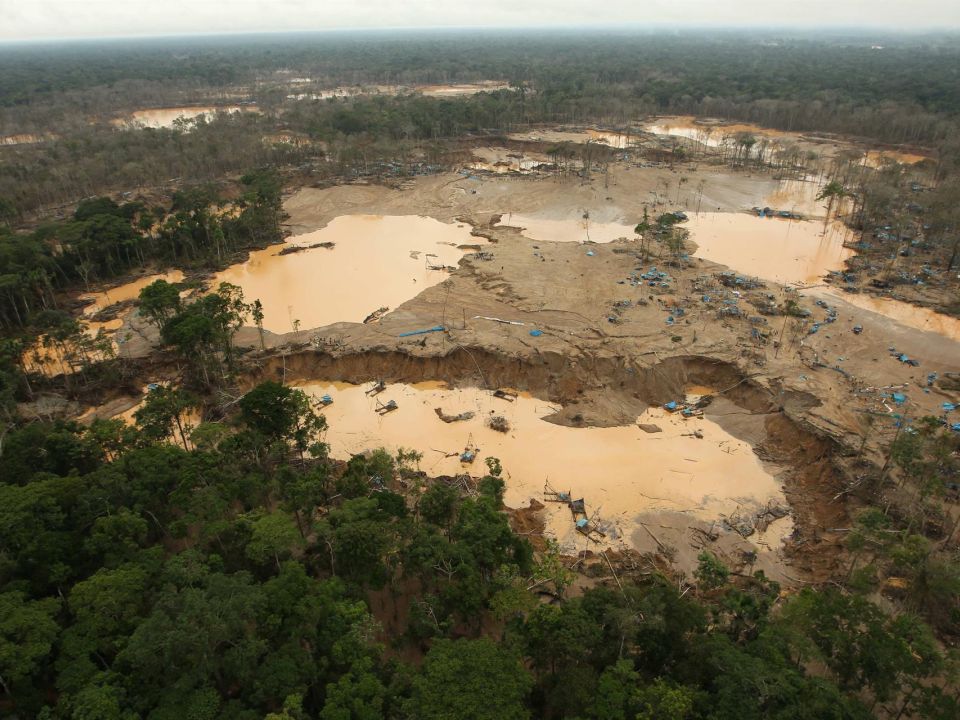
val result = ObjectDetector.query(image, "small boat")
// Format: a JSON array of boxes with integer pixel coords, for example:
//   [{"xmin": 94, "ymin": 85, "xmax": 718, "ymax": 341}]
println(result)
[{"xmin": 365, "ymin": 380, "xmax": 386, "ymax": 396}]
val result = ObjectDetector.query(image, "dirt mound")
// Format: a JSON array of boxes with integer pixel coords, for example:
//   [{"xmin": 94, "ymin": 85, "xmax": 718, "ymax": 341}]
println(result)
[{"xmin": 509, "ymin": 499, "xmax": 547, "ymax": 550}]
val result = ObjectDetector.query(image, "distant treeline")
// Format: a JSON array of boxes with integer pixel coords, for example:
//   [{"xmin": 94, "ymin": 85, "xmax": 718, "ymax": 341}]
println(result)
[
  {"xmin": 2, "ymin": 30, "xmax": 959, "ymax": 141},
  {"xmin": 2, "ymin": 31, "xmax": 959, "ymax": 111},
  {"xmin": 3, "ymin": 31, "xmax": 960, "ymax": 236}
]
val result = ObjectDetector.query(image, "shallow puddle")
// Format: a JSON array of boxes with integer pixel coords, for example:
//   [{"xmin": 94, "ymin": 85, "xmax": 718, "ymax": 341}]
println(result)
[
  {"xmin": 80, "ymin": 270, "xmax": 186, "ymax": 315},
  {"xmin": 816, "ymin": 287, "xmax": 960, "ymax": 341},
  {"xmin": 468, "ymin": 147, "xmax": 549, "ymax": 174},
  {"xmin": 645, "ymin": 118, "xmax": 725, "ymax": 147},
  {"xmin": 296, "ymin": 381, "xmax": 790, "ymax": 553},
  {"xmin": 761, "ymin": 177, "xmax": 829, "ymax": 217},
  {"xmin": 497, "ymin": 212, "xmax": 635, "ymax": 244},
  {"xmin": 213, "ymin": 215, "xmax": 480, "ymax": 333},
  {"xmin": 645, "ymin": 116, "xmax": 930, "ymax": 168},
  {"xmin": 686, "ymin": 213, "xmax": 855, "ymax": 285},
  {"xmin": 469, "ymin": 160, "xmax": 542, "ymax": 174},
  {"xmin": 23, "ymin": 271, "xmax": 185, "ymax": 373}
]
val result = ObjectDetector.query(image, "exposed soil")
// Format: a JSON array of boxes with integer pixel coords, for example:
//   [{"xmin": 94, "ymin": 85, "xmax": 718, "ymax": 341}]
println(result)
[
  {"xmin": 237, "ymin": 346, "xmax": 840, "ymax": 581},
  {"xmin": 52, "ymin": 134, "xmax": 960, "ymax": 588}
]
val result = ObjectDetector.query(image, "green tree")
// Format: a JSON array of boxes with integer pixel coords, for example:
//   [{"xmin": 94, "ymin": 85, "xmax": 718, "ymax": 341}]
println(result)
[
  {"xmin": 694, "ymin": 551, "xmax": 730, "ymax": 591},
  {"xmin": 252, "ymin": 299, "xmax": 266, "ymax": 350},
  {"xmin": 418, "ymin": 482, "xmax": 459, "ymax": 529},
  {"xmin": 0, "ymin": 591, "xmax": 60, "ymax": 698},
  {"xmin": 137, "ymin": 279, "xmax": 182, "ymax": 331},
  {"xmin": 267, "ymin": 694, "xmax": 307, "ymax": 720},
  {"xmin": 57, "ymin": 563, "xmax": 151, "ymax": 696},
  {"xmin": 239, "ymin": 381, "xmax": 327, "ymax": 462},
  {"xmin": 161, "ymin": 283, "xmax": 249, "ymax": 387},
  {"xmin": 634, "ymin": 678, "xmax": 695, "ymax": 720},
  {"xmin": 406, "ymin": 638, "xmax": 531, "ymax": 720},
  {"xmin": 246, "ymin": 511, "xmax": 303, "ymax": 571},
  {"xmin": 590, "ymin": 659, "xmax": 641, "ymax": 720},
  {"xmin": 817, "ymin": 180, "xmax": 848, "ymax": 220},
  {"xmin": 84, "ymin": 509, "xmax": 149, "ymax": 567},
  {"xmin": 319, "ymin": 657, "xmax": 387, "ymax": 720},
  {"xmin": 133, "ymin": 385, "xmax": 198, "ymax": 450}
]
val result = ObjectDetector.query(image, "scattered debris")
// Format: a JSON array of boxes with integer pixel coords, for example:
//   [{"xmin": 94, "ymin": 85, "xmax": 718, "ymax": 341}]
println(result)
[
  {"xmin": 544, "ymin": 482, "xmax": 573, "ymax": 504},
  {"xmin": 723, "ymin": 502, "xmax": 790, "ymax": 538},
  {"xmin": 486, "ymin": 415, "xmax": 510, "ymax": 433},
  {"xmin": 434, "ymin": 407, "xmax": 475, "ymax": 423},
  {"xmin": 363, "ymin": 307, "xmax": 389, "ymax": 324},
  {"xmin": 889, "ymin": 347, "xmax": 920, "ymax": 366},
  {"xmin": 474, "ymin": 315, "xmax": 525, "ymax": 326},
  {"xmin": 276, "ymin": 241, "xmax": 335, "ymax": 256},
  {"xmin": 575, "ymin": 515, "xmax": 607, "ymax": 541}
]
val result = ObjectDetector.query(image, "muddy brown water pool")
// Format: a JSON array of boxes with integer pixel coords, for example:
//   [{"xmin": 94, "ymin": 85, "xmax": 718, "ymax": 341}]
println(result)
[
  {"xmin": 686, "ymin": 213, "xmax": 855, "ymax": 285},
  {"xmin": 496, "ymin": 209, "xmax": 852, "ymax": 286},
  {"xmin": 496, "ymin": 213, "xmax": 636, "ymax": 244},
  {"xmin": 815, "ymin": 287, "xmax": 960, "ymax": 342},
  {"xmin": 213, "ymin": 215, "xmax": 482, "ymax": 333},
  {"xmin": 80, "ymin": 271, "xmax": 186, "ymax": 315},
  {"xmin": 761, "ymin": 177, "xmax": 829, "ymax": 218},
  {"xmin": 643, "ymin": 116, "xmax": 930, "ymax": 167},
  {"xmin": 295, "ymin": 380, "xmax": 792, "ymax": 556},
  {"xmin": 23, "ymin": 270, "xmax": 186, "ymax": 373}
]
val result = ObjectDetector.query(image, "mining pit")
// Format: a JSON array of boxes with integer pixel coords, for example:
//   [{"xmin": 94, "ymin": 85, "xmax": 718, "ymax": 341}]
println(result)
[{"xmin": 66, "ymin": 122, "xmax": 960, "ymax": 584}]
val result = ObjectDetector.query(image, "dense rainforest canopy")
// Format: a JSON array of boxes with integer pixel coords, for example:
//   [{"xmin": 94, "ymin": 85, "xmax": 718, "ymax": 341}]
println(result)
[
  {"xmin": 2, "ymin": 388, "xmax": 957, "ymax": 719},
  {"xmin": 2, "ymin": 30, "xmax": 960, "ymax": 115}
]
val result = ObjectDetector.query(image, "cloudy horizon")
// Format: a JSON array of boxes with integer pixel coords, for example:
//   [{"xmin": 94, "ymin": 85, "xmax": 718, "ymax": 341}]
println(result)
[{"xmin": 1, "ymin": 0, "xmax": 959, "ymax": 42}]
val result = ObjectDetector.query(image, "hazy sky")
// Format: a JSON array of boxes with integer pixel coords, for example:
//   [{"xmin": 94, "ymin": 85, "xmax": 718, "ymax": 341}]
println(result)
[{"xmin": 2, "ymin": 0, "xmax": 959, "ymax": 41}]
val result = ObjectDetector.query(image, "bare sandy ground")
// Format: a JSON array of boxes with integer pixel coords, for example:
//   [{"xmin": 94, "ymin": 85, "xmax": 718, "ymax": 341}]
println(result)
[{"xmin": 283, "ymin": 164, "xmax": 803, "ymax": 235}]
